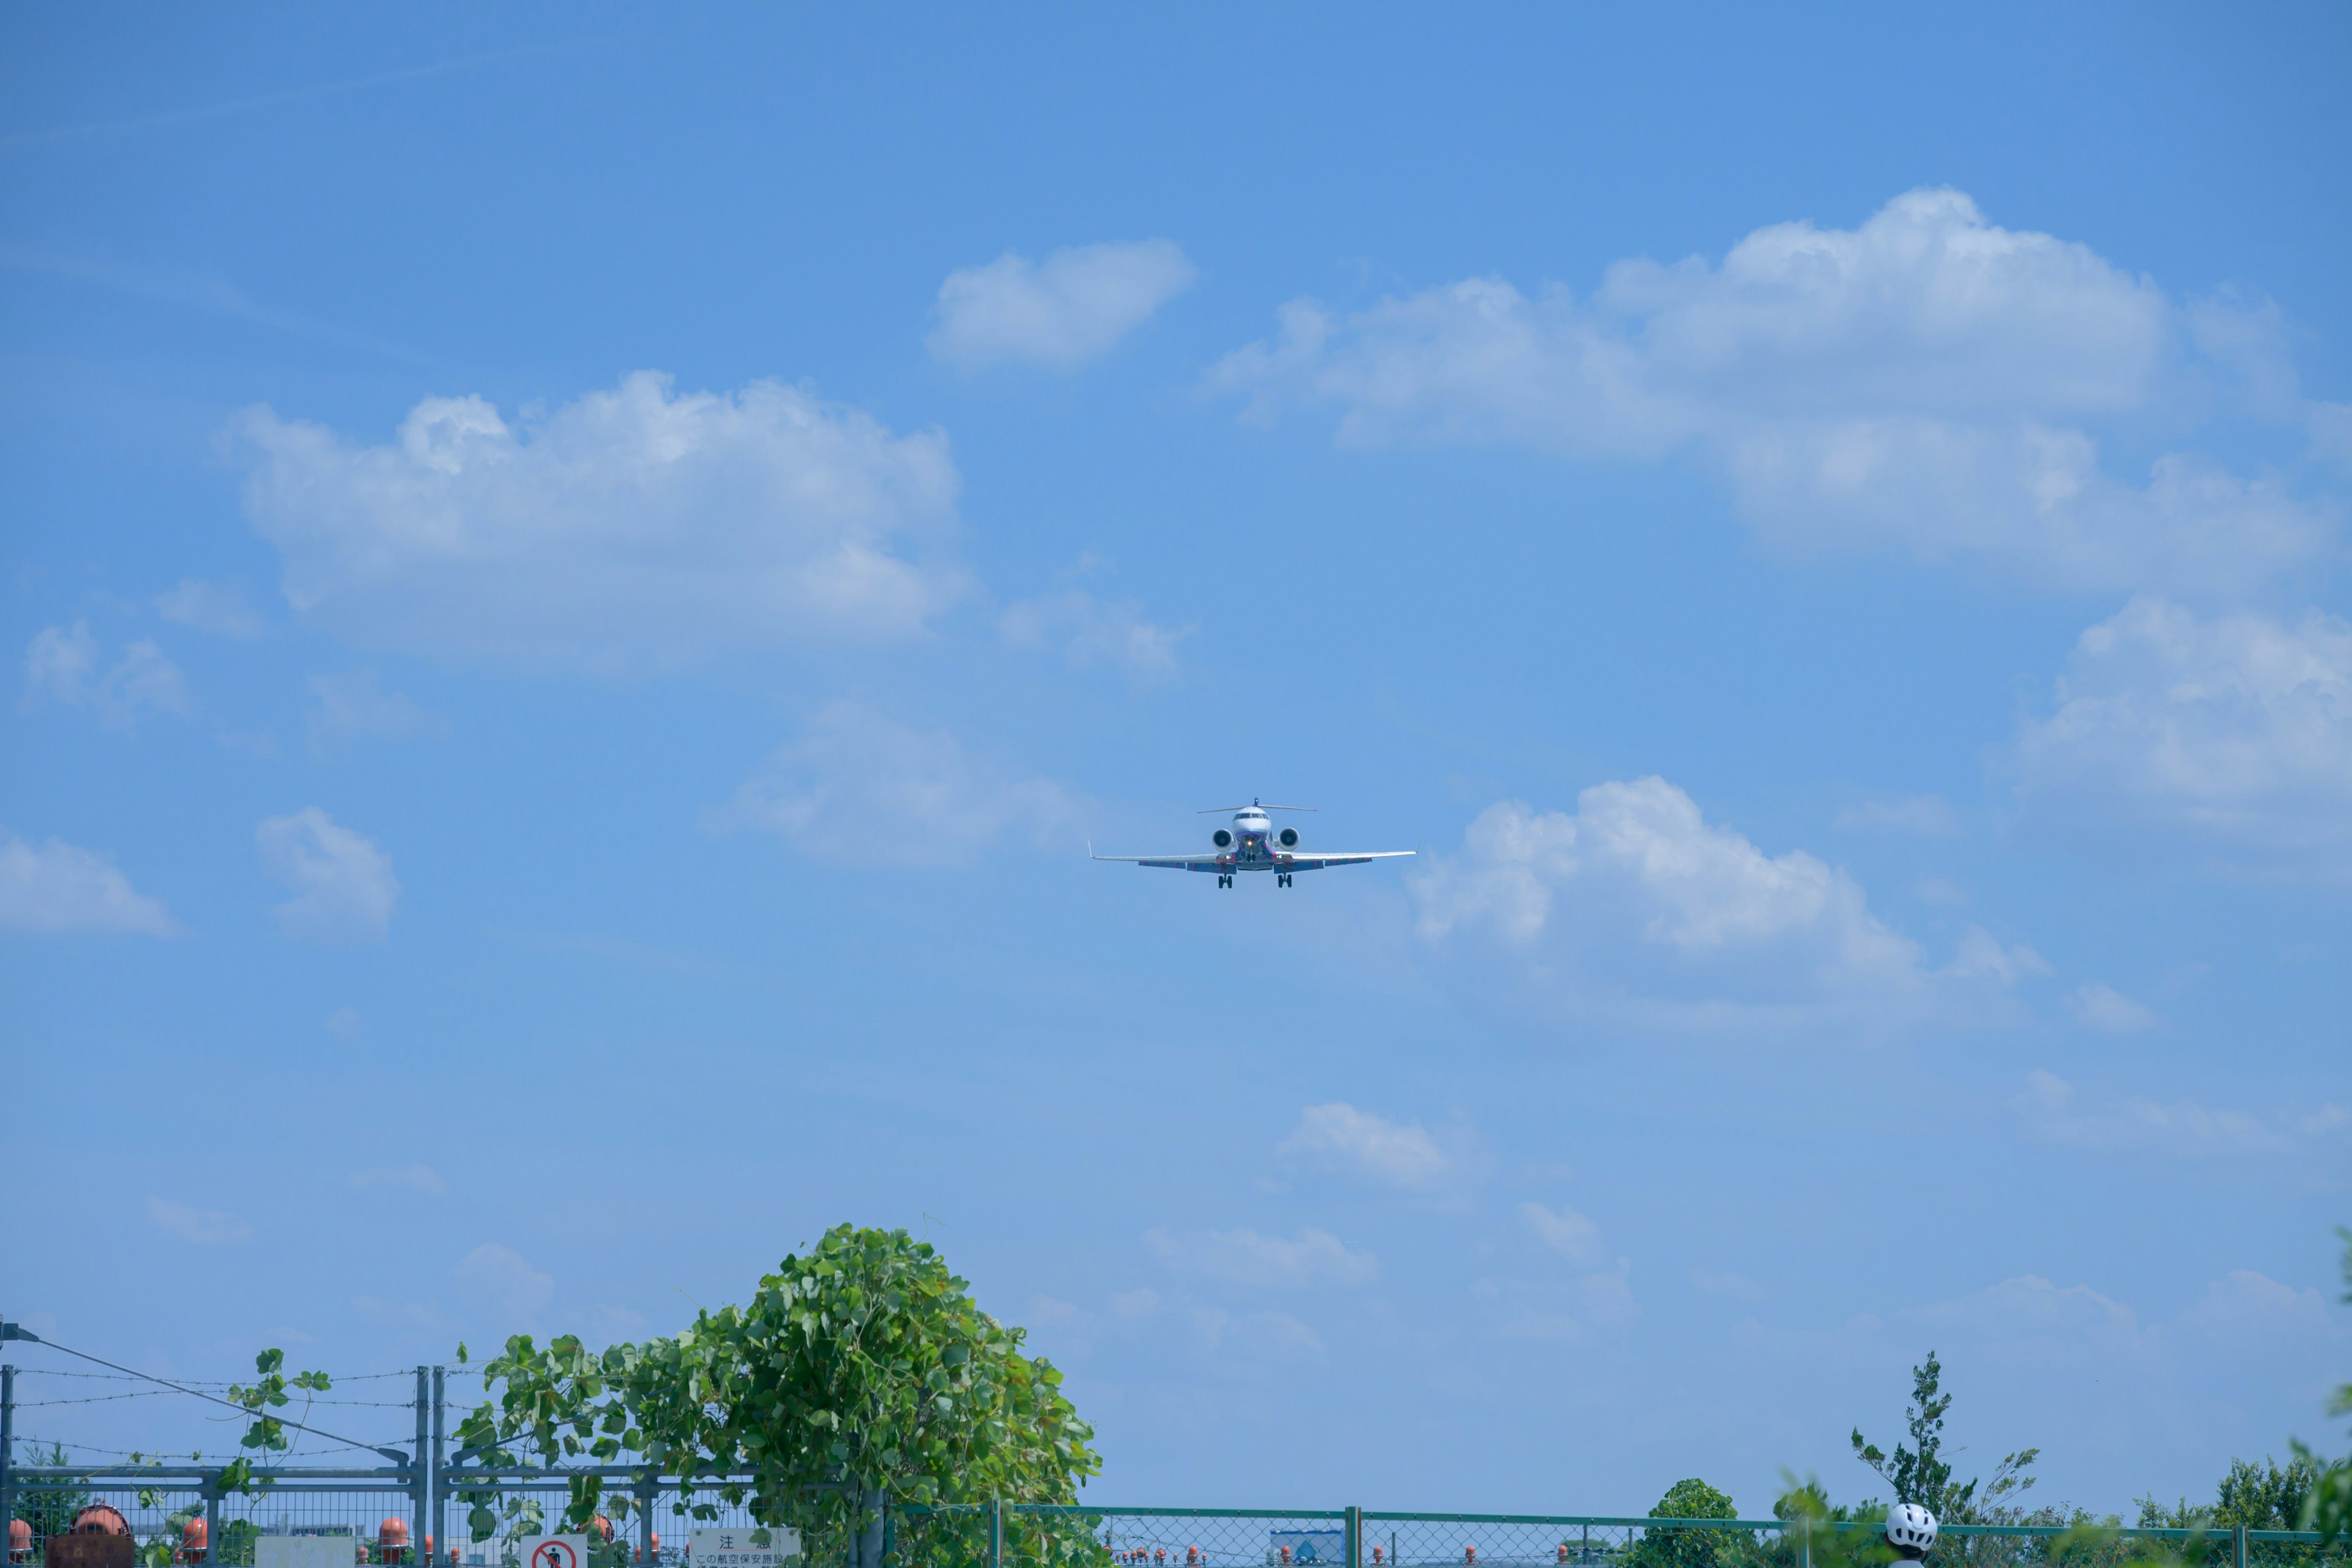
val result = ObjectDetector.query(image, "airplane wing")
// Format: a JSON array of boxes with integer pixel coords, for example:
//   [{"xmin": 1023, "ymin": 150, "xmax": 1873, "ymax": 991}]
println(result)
[
  {"xmin": 1279, "ymin": 851, "xmax": 1415, "ymax": 870},
  {"xmin": 1088, "ymin": 851, "xmax": 1415, "ymax": 872}
]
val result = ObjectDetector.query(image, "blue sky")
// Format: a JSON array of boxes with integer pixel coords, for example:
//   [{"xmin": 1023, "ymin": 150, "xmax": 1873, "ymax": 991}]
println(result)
[{"xmin": 5, "ymin": 0, "xmax": 2350, "ymax": 1521}]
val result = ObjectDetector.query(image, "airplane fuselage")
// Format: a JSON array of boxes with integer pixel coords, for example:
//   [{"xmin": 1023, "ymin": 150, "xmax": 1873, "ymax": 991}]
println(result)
[{"xmin": 1211, "ymin": 806, "xmax": 1297, "ymax": 868}]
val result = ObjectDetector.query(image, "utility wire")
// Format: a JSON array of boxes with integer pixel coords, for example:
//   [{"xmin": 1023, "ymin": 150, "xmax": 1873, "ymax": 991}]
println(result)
[{"xmin": 1, "ymin": 1321, "xmax": 412, "ymax": 1464}]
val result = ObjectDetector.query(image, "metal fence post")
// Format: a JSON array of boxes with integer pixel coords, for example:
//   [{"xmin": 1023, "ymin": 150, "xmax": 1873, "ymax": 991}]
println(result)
[
  {"xmin": 432, "ymin": 1368, "xmax": 447, "ymax": 1568},
  {"xmin": 203, "ymin": 1469, "xmax": 221, "ymax": 1568},
  {"xmin": 1, "ymin": 1363, "xmax": 15, "ymax": 1564},
  {"xmin": 413, "ymin": 1367, "xmax": 431, "ymax": 1568},
  {"xmin": 2232, "ymin": 1526, "xmax": 2246, "ymax": 1568},
  {"xmin": 635, "ymin": 1471, "xmax": 656, "ymax": 1568},
  {"xmin": 989, "ymin": 1499, "xmax": 1003, "ymax": 1568},
  {"xmin": 854, "ymin": 1489, "xmax": 886, "ymax": 1568},
  {"xmin": 1345, "ymin": 1508, "xmax": 1360, "ymax": 1568}
]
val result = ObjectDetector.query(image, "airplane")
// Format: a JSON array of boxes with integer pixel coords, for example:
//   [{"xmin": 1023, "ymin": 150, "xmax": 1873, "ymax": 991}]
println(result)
[{"xmin": 1092, "ymin": 800, "xmax": 1415, "ymax": 888}]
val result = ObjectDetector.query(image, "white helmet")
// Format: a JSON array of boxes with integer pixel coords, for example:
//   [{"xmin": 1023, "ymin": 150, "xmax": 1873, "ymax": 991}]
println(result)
[{"xmin": 1886, "ymin": 1504, "xmax": 1937, "ymax": 1556}]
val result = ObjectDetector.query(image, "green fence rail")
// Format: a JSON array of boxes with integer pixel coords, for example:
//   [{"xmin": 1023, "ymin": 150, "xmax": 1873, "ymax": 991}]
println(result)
[
  {"xmin": 3, "ymin": 1476, "xmax": 2337, "ymax": 1568},
  {"xmin": 889, "ymin": 1505, "xmax": 2338, "ymax": 1568}
]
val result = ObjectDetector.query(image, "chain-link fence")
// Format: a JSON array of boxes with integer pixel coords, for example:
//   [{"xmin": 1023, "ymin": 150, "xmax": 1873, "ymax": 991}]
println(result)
[
  {"xmin": 3, "ymin": 1370, "xmax": 2339, "ymax": 1568},
  {"xmin": 6, "ymin": 1480, "xmax": 2342, "ymax": 1568},
  {"xmin": 870, "ymin": 1504, "xmax": 2352, "ymax": 1568},
  {"xmin": 884, "ymin": 1509, "xmax": 2343, "ymax": 1568}
]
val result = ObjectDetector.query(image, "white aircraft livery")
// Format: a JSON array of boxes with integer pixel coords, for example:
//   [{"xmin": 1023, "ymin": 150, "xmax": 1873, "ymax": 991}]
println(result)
[{"xmin": 1093, "ymin": 800, "xmax": 1414, "ymax": 888}]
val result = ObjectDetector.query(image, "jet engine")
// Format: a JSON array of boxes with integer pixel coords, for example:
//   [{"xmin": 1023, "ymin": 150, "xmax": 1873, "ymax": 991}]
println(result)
[
  {"xmin": 1212, "ymin": 828, "xmax": 1234, "ymax": 848},
  {"xmin": 1278, "ymin": 827, "xmax": 1299, "ymax": 848}
]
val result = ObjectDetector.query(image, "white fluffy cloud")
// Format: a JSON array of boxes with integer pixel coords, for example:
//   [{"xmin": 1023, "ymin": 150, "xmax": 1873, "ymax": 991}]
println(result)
[
  {"xmin": 154, "ymin": 579, "xmax": 265, "ymax": 638},
  {"xmin": 1474, "ymin": 1265, "xmax": 1640, "ymax": 1343},
  {"xmin": 1213, "ymin": 189, "xmax": 2330, "ymax": 594},
  {"xmin": 1907, "ymin": 1268, "xmax": 2343, "ymax": 1385},
  {"xmin": 2011, "ymin": 598, "xmax": 2352, "ymax": 880},
  {"xmin": 1186, "ymin": 1306, "xmax": 1327, "ymax": 1367},
  {"xmin": 21, "ymin": 622, "xmax": 190, "ymax": 725},
  {"xmin": 234, "ymin": 372, "xmax": 965, "ymax": 667},
  {"xmin": 257, "ymin": 807, "xmax": 399, "ymax": 941},
  {"xmin": 2066, "ymin": 982, "xmax": 2164, "ymax": 1035},
  {"xmin": 148, "ymin": 1197, "xmax": 251, "ymax": 1245},
  {"xmin": 307, "ymin": 669, "xmax": 439, "ymax": 760},
  {"xmin": 714, "ymin": 703, "xmax": 1077, "ymax": 867},
  {"xmin": 2012, "ymin": 1069, "xmax": 2347, "ymax": 1156},
  {"xmin": 1147, "ymin": 1226, "xmax": 1379, "ymax": 1292},
  {"xmin": 1690, "ymin": 1268, "xmax": 1769, "ymax": 1303},
  {"xmin": 1000, "ymin": 590, "xmax": 1191, "ymax": 675},
  {"xmin": 1519, "ymin": 1200, "xmax": 1604, "ymax": 1264},
  {"xmin": 930, "ymin": 240, "xmax": 1196, "ymax": 371},
  {"xmin": 0, "ymin": 829, "xmax": 176, "ymax": 936},
  {"xmin": 1412, "ymin": 778, "xmax": 2034, "ymax": 1032},
  {"xmin": 1477, "ymin": 1199, "xmax": 1634, "ymax": 1340},
  {"xmin": 453, "ymin": 1242, "xmax": 554, "ymax": 1320},
  {"xmin": 1743, "ymin": 1267, "xmax": 2352, "ymax": 1475},
  {"xmin": 1280, "ymin": 1102, "xmax": 1455, "ymax": 1192}
]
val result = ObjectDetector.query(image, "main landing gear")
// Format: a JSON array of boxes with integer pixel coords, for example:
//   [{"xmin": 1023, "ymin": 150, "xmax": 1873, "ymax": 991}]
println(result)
[
  {"xmin": 1277, "ymin": 872, "xmax": 1293, "ymax": 888},
  {"xmin": 1216, "ymin": 874, "xmax": 1233, "ymax": 888}
]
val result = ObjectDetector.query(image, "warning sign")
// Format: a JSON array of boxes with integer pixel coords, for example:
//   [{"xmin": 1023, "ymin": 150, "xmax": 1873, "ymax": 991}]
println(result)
[
  {"xmin": 690, "ymin": 1528, "xmax": 801, "ymax": 1568},
  {"xmin": 521, "ymin": 1536, "xmax": 590, "ymax": 1568}
]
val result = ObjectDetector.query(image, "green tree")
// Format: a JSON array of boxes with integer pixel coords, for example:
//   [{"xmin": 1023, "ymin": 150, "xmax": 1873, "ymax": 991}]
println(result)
[
  {"xmin": 445, "ymin": 1225, "xmax": 1100, "ymax": 1565},
  {"xmin": 1768, "ymin": 1481, "xmax": 1892, "ymax": 1568},
  {"xmin": 2295, "ymin": 1229, "xmax": 2352, "ymax": 1539},
  {"xmin": 1852, "ymin": 1352, "xmax": 2039, "ymax": 1525},
  {"xmin": 2216, "ymin": 1457, "xmax": 2324, "ymax": 1529},
  {"xmin": 1623, "ymin": 1479, "xmax": 1751, "ymax": 1568},
  {"xmin": 2140, "ymin": 1454, "xmax": 2348, "ymax": 1568}
]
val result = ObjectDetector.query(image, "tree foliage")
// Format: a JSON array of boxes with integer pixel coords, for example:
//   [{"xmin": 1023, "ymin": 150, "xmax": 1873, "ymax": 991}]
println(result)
[
  {"xmin": 1852, "ymin": 1352, "xmax": 2040, "ymax": 1524},
  {"xmin": 2296, "ymin": 1229, "xmax": 2352, "ymax": 1539},
  {"xmin": 447, "ymin": 1225, "xmax": 1099, "ymax": 1556},
  {"xmin": 1621, "ymin": 1478, "xmax": 1750, "ymax": 1568},
  {"xmin": 10, "ymin": 1443, "xmax": 89, "ymax": 1540},
  {"xmin": 2219, "ymin": 1456, "xmax": 2326, "ymax": 1529}
]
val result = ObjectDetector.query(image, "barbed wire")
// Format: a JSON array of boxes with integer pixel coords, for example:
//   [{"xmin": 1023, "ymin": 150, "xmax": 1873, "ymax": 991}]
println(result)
[
  {"xmin": 11, "ymin": 1435, "xmax": 211, "ymax": 1460},
  {"xmin": 17, "ymin": 1371, "xmax": 240, "ymax": 1386},
  {"xmin": 13, "ymin": 1433, "xmax": 412, "ymax": 1463},
  {"xmin": 17, "ymin": 1393, "xmax": 420, "ymax": 1409},
  {"xmin": 16, "ymin": 1368, "xmax": 435, "ymax": 1385}
]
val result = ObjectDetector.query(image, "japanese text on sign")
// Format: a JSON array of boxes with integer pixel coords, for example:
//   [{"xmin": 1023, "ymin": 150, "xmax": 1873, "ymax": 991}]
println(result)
[{"xmin": 691, "ymin": 1529, "xmax": 802, "ymax": 1568}]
